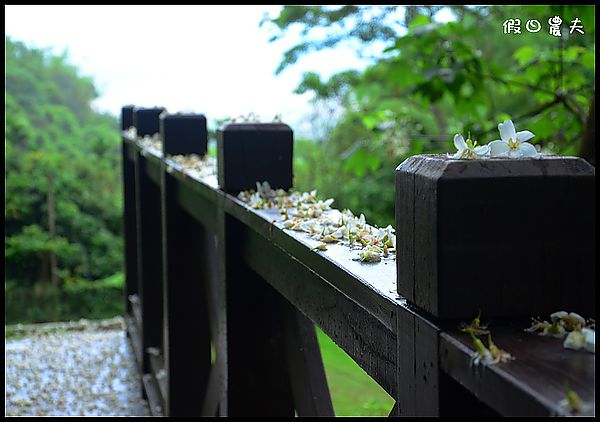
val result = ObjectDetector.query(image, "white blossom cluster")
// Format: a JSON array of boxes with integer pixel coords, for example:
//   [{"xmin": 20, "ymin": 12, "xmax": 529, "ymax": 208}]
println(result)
[
  {"xmin": 461, "ymin": 314, "xmax": 514, "ymax": 366},
  {"xmin": 525, "ymin": 311, "xmax": 595, "ymax": 353},
  {"xmin": 123, "ymin": 127, "xmax": 137, "ymax": 140},
  {"xmin": 124, "ymin": 126, "xmax": 162, "ymax": 156},
  {"xmin": 166, "ymin": 153, "xmax": 217, "ymax": 179},
  {"xmin": 449, "ymin": 119, "xmax": 539, "ymax": 159},
  {"xmin": 238, "ymin": 181, "xmax": 396, "ymax": 263},
  {"xmin": 137, "ymin": 134, "xmax": 163, "ymax": 157}
]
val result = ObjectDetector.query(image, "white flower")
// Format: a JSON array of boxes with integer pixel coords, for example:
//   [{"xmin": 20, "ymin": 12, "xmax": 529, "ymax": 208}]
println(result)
[
  {"xmin": 563, "ymin": 328, "xmax": 595, "ymax": 353},
  {"xmin": 488, "ymin": 120, "xmax": 538, "ymax": 158},
  {"xmin": 356, "ymin": 246, "xmax": 381, "ymax": 262},
  {"xmin": 248, "ymin": 192, "xmax": 264, "ymax": 209},
  {"xmin": 448, "ymin": 134, "xmax": 490, "ymax": 159},
  {"xmin": 358, "ymin": 214, "xmax": 366, "ymax": 228},
  {"xmin": 563, "ymin": 330, "xmax": 586, "ymax": 351},
  {"xmin": 256, "ymin": 181, "xmax": 272, "ymax": 195}
]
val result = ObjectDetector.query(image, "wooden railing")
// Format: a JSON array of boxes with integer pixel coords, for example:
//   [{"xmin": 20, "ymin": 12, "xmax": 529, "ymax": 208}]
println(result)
[{"xmin": 120, "ymin": 105, "xmax": 595, "ymax": 417}]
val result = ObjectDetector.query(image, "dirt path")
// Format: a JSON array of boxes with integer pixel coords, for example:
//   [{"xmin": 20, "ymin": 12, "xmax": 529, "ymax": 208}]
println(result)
[{"xmin": 5, "ymin": 317, "xmax": 150, "ymax": 416}]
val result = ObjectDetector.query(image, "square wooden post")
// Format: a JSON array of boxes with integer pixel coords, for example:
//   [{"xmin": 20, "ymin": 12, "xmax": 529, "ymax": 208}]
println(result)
[
  {"xmin": 133, "ymin": 106, "xmax": 166, "ymax": 137},
  {"xmin": 396, "ymin": 154, "xmax": 595, "ymax": 319},
  {"xmin": 216, "ymin": 122, "xmax": 332, "ymax": 416},
  {"xmin": 133, "ymin": 107, "xmax": 166, "ymax": 381},
  {"xmin": 217, "ymin": 122, "xmax": 293, "ymax": 194},
  {"xmin": 161, "ymin": 113, "xmax": 208, "ymax": 156},
  {"xmin": 160, "ymin": 112, "xmax": 212, "ymax": 416},
  {"xmin": 394, "ymin": 154, "xmax": 595, "ymax": 416},
  {"xmin": 121, "ymin": 105, "xmax": 137, "ymax": 314}
]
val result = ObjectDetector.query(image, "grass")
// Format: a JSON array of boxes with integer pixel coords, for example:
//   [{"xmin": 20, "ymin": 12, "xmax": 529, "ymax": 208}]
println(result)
[{"xmin": 316, "ymin": 327, "xmax": 395, "ymax": 416}]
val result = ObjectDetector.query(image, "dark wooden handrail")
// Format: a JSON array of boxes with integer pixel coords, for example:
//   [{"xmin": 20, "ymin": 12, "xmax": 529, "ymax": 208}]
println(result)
[{"xmin": 121, "ymin": 105, "xmax": 595, "ymax": 417}]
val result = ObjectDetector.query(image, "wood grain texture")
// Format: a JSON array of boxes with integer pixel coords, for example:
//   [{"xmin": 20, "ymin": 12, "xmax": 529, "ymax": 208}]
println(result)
[
  {"xmin": 122, "ymin": 141, "xmax": 139, "ymax": 313},
  {"xmin": 439, "ymin": 321, "xmax": 595, "ymax": 416},
  {"xmin": 161, "ymin": 167, "xmax": 211, "ymax": 416},
  {"xmin": 217, "ymin": 123, "xmax": 293, "ymax": 194},
  {"xmin": 121, "ymin": 105, "xmax": 134, "ymax": 130},
  {"xmin": 282, "ymin": 295, "xmax": 334, "ymax": 416},
  {"xmin": 396, "ymin": 154, "xmax": 595, "ymax": 319},
  {"xmin": 160, "ymin": 113, "xmax": 207, "ymax": 156},
  {"xmin": 396, "ymin": 310, "xmax": 416, "ymax": 415},
  {"xmin": 134, "ymin": 153, "xmax": 165, "ymax": 373},
  {"xmin": 222, "ymin": 215, "xmax": 295, "ymax": 417},
  {"xmin": 396, "ymin": 157, "xmax": 416, "ymax": 304},
  {"xmin": 242, "ymin": 225, "xmax": 397, "ymax": 397},
  {"xmin": 122, "ymin": 133, "xmax": 595, "ymax": 417},
  {"xmin": 133, "ymin": 107, "xmax": 165, "ymax": 137}
]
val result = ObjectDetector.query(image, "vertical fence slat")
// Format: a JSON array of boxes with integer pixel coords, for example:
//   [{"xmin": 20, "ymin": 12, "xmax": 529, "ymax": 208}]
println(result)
[
  {"xmin": 161, "ymin": 113, "xmax": 212, "ymax": 416},
  {"xmin": 122, "ymin": 101, "xmax": 595, "ymax": 417},
  {"xmin": 282, "ymin": 299, "xmax": 334, "ymax": 416},
  {"xmin": 121, "ymin": 105, "xmax": 137, "ymax": 315},
  {"xmin": 219, "ymin": 213, "xmax": 295, "ymax": 416},
  {"xmin": 133, "ymin": 107, "xmax": 166, "ymax": 381},
  {"xmin": 217, "ymin": 122, "xmax": 295, "ymax": 416},
  {"xmin": 217, "ymin": 122, "xmax": 333, "ymax": 416},
  {"xmin": 395, "ymin": 154, "xmax": 595, "ymax": 416}
]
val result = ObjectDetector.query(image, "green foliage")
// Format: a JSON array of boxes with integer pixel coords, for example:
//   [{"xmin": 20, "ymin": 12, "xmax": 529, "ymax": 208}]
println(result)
[
  {"xmin": 5, "ymin": 37, "xmax": 123, "ymax": 315},
  {"xmin": 5, "ymin": 274, "xmax": 125, "ymax": 324},
  {"xmin": 316, "ymin": 327, "xmax": 394, "ymax": 416},
  {"xmin": 272, "ymin": 5, "xmax": 595, "ymax": 226}
]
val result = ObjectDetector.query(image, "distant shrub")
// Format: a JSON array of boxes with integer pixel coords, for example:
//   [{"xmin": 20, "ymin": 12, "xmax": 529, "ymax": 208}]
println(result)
[{"xmin": 5, "ymin": 273, "xmax": 125, "ymax": 325}]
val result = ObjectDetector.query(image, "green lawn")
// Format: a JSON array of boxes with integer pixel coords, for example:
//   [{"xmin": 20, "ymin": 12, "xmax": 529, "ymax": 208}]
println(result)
[{"xmin": 316, "ymin": 328, "xmax": 395, "ymax": 416}]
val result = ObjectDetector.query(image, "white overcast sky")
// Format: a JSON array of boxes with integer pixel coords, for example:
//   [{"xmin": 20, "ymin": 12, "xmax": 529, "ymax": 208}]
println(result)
[
  {"xmin": 5, "ymin": 5, "xmax": 454, "ymax": 137},
  {"xmin": 4, "ymin": 5, "xmax": 376, "ymax": 136}
]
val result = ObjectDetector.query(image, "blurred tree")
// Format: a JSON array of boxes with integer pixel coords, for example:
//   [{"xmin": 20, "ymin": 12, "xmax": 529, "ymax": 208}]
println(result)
[
  {"xmin": 265, "ymin": 5, "xmax": 595, "ymax": 225},
  {"xmin": 5, "ymin": 37, "xmax": 123, "ymax": 293}
]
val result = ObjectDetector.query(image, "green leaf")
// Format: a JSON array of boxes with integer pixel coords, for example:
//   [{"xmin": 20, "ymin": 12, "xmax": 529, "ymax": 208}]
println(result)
[
  {"xmin": 362, "ymin": 115, "xmax": 378, "ymax": 131},
  {"xmin": 409, "ymin": 14, "xmax": 431, "ymax": 31},
  {"xmin": 513, "ymin": 46, "xmax": 537, "ymax": 66},
  {"xmin": 563, "ymin": 46, "xmax": 585, "ymax": 61},
  {"xmin": 580, "ymin": 50, "xmax": 594, "ymax": 70},
  {"xmin": 343, "ymin": 147, "xmax": 382, "ymax": 177}
]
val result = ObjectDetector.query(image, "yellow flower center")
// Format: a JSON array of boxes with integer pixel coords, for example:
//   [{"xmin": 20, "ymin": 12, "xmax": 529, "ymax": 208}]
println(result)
[
  {"xmin": 508, "ymin": 137, "xmax": 520, "ymax": 150},
  {"xmin": 461, "ymin": 148, "xmax": 478, "ymax": 159}
]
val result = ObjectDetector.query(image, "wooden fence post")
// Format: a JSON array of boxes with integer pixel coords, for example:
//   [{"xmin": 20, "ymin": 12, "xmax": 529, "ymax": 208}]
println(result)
[
  {"xmin": 121, "ymin": 105, "xmax": 137, "ymax": 316},
  {"xmin": 396, "ymin": 155, "xmax": 595, "ymax": 320},
  {"xmin": 133, "ymin": 106, "xmax": 165, "ymax": 137},
  {"xmin": 132, "ymin": 106, "xmax": 167, "ymax": 387},
  {"xmin": 395, "ymin": 154, "xmax": 595, "ymax": 415},
  {"xmin": 216, "ymin": 122, "xmax": 333, "ymax": 416},
  {"xmin": 160, "ymin": 113, "xmax": 211, "ymax": 416}
]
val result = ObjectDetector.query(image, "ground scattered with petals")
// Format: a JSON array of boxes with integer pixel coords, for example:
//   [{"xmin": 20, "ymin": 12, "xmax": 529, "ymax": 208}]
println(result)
[{"xmin": 5, "ymin": 318, "xmax": 149, "ymax": 416}]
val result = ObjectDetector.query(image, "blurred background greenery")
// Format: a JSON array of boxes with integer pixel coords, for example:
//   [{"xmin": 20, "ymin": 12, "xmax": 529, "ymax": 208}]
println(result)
[{"xmin": 4, "ymin": 5, "xmax": 595, "ymax": 416}]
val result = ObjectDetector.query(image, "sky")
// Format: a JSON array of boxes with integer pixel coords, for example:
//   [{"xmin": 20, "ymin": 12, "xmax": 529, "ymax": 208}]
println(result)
[{"xmin": 5, "ymin": 5, "xmax": 389, "ymax": 137}]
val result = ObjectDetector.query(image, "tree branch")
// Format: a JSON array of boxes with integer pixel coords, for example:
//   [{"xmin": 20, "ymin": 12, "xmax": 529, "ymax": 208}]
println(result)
[
  {"xmin": 578, "ymin": 93, "xmax": 595, "ymax": 165},
  {"xmin": 476, "ymin": 98, "xmax": 562, "ymax": 138}
]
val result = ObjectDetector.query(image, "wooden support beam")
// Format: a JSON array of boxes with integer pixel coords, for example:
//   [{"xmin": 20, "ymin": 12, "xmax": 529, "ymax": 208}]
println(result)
[
  {"xmin": 121, "ymin": 111, "xmax": 595, "ymax": 417},
  {"xmin": 122, "ymin": 135, "xmax": 139, "ymax": 315},
  {"xmin": 161, "ymin": 115, "xmax": 212, "ymax": 416},
  {"xmin": 282, "ymin": 299, "xmax": 334, "ymax": 416},
  {"xmin": 134, "ymin": 152, "xmax": 164, "ymax": 374},
  {"xmin": 217, "ymin": 122, "xmax": 332, "ymax": 416}
]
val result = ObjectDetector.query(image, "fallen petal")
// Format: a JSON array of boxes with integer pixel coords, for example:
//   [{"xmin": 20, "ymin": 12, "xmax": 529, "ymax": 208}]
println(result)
[
  {"xmin": 516, "ymin": 130, "xmax": 535, "ymax": 142},
  {"xmin": 498, "ymin": 120, "xmax": 516, "ymax": 143},
  {"xmin": 518, "ymin": 142, "xmax": 538, "ymax": 157},
  {"xmin": 488, "ymin": 140, "xmax": 510, "ymax": 157},
  {"xmin": 454, "ymin": 134, "xmax": 467, "ymax": 151}
]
